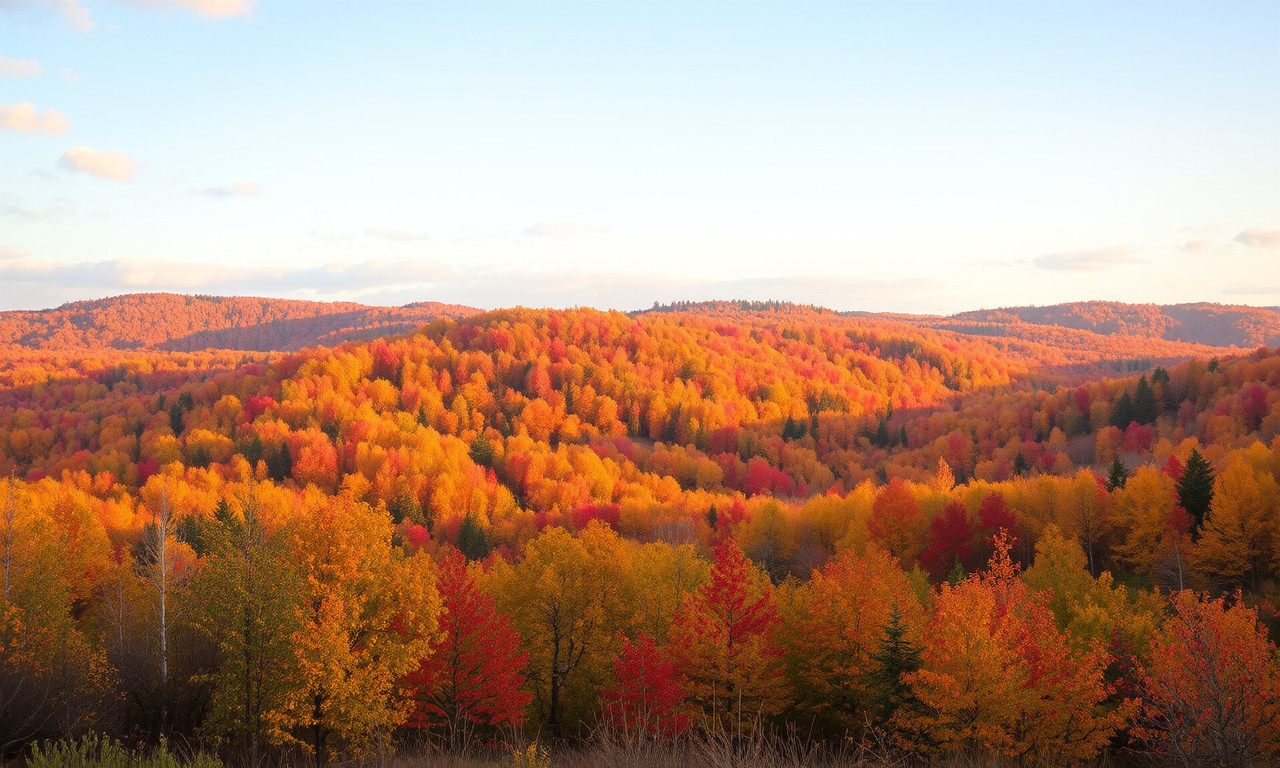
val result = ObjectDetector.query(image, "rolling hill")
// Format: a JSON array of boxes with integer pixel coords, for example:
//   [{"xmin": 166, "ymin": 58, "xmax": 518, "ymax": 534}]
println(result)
[{"xmin": 0, "ymin": 293, "xmax": 481, "ymax": 352}]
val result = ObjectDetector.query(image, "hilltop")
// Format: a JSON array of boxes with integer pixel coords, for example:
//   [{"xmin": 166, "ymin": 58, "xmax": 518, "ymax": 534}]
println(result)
[{"xmin": 0, "ymin": 293, "xmax": 481, "ymax": 352}]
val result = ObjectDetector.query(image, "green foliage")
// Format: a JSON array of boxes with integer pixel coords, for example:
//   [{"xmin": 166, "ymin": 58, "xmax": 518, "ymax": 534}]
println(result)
[
  {"xmin": 457, "ymin": 512, "xmax": 491, "ymax": 561},
  {"xmin": 1177, "ymin": 448, "xmax": 1215, "ymax": 535},
  {"xmin": 1133, "ymin": 375, "xmax": 1159, "ymax": 425},
  {"xmin": 866, "ymin": 604, "xmax": 925, "ymax": 725},
  {"xmin": 168, "ymin": 403, "xmax": 185, "ymax": 437},
  {"xmin": 1107, "ymin": 457, "xmax": 1129, "ymax": 491},
  {"xmin": 26, "ymin": 734, "xmax": 222, "ymax": 768}
]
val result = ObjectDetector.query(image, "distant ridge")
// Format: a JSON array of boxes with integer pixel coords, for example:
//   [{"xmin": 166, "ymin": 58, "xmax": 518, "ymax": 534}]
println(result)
[
  {"xmin": 945, "ymin": 301, "xmax": 1280, "ymax": 348},
  {"xmin": 1, "ymin": 293, "xmax": 1274, "ymax": 356},
  {"xmin": 0, "ymin": 293, "xmax": 481, "ymax": 352}
]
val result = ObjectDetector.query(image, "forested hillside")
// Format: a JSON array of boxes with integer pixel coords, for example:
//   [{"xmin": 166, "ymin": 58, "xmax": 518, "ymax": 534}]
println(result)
[
  {"xmin": 0, "ymin": 293, "xmax": 480, "ymax": 352},
  {"xmin": 2, "ymin": 300, "xmax": 1279, "ymax": 767},
  {"xmin": 942, "ymin": 300, "xmax": 1280, "ymax": 348}
]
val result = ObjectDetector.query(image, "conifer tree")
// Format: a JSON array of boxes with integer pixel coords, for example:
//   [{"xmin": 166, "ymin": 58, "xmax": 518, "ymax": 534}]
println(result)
[
  {"xmin": 1107, "ymin": 457, "xmax": 1129, "ymax": 491},
  {"xmin": 1134, "ymin": 376, "xmax": 1159, "ymax": 425},
  {"xmin": 1111, "ymin": 391, "xmax": 1136, "ymax": 428},
  {"xmin": 1177, "ymin": 449, "xmax": 1215, "ymax": 536},
  {"xmin": 456, "ymin": 513, "xmax": 490, "ymax": 561},
  {"xmin": 867, "ymin": 604, "xmax": 924, "ymax": 725}
]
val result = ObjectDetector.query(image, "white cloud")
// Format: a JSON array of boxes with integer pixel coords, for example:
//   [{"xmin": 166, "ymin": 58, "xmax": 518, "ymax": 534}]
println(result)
[
  {"xmin": 0, "ymin": 245, "xmax": 31, "ymax": 261},
  {"xmin": 0, "ymin": 102, "xmax": 70, "ymax": 134},
  {"xmin": 198, "ymin": 181, "xmax": 263, "ymax": 198},
  {"xmin": 0, "ymin": 0, "xmax": 96, "ymax": 31},
  {"xmin": 58, "ymin": 146, "xmax": 137, "ymax": 181},
  {"xmin": 113, "ymin": 0, "xmax": 256, "ymax": 18},
  {"xmin": 1235, "ymin": 229, "xmax": 1280, "ymax": 249},
  {"xmin": 1032, "ymin": 245, "xmax": 1144, "ymax": 272},
  {"xmin": 522, "ymin": 220, "xmax": 610, "ymax": 238},
  {"xmin": 366, "ymin": 228, "xmax": 429, "ymax": 242},
  {"xmin": 0, "ymin": 57, "xmax": 43, "ymax": 78}
]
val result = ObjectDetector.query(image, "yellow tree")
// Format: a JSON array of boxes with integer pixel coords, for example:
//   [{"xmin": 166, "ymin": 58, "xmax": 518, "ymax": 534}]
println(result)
[
  {"xmin": 905, "ymin": 535, "xmax": 1124, "ymax": 762},
  {"xmin": 1193, "ymin": 455, "xmax": 1279, "ymax": 590},
  {"xmin": 1111, "ymin": 466, "xmax": 1176, "ymax": 577},
  {"xmin": 780, "ymin": 546, "xmax": 923, "ymax": 732},
  {"xmin": 188, "ymin": 483, "xmax": 303, "ymax": 761},
  {"xmin": 491, "ymin": 522, "xmax": 633, "ymax": 734},
  {"xmin": 281, "ymin": 490, "xmax": 439, "ymax": 765}
]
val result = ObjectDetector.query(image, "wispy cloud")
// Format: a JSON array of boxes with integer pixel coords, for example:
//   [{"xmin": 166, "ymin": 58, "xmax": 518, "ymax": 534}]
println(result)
[
  {"xmin": 58, "ymin": 146, "xmax": 137, "ymax": 181},
  {"xmin": 115, "ymin": 0, "xmax": 256, "ymax": 19},
  {"xmin": 366, "ymin": 228, "xmax": 429, "ymax": 242},
  {"xmin": 0, "ymin": 253, "xmax": 946, "ymax": 313},
  {"xmin": 197, "ymin": 181, "xmax": 263, "ymax": 198},
  {"xmin": 0, "ymin": 245, "xmax": 31, "ymax": 261},
  {"xmin": 1223, "ymin": 285, "xmax": 1280, "ymax": 296},
  {"xmin": 0, "ymin": 0, "xmax": 95, "ymax": 31},
  {"xmin": 1182, "ymin": 239, "xmax": 1214, "ymax": 254},
  {"xmin": 522, "ymin": 220, "xmax": 610, "ymax": 238},
  {"xmin": 0, "ymin": 194, "xmax": 74, "ymax": 221},
  {"xmin": 1235, "ymin": 229, "xmax": 1280, "ymax": 249},
  {"xmin": 0, "ymin": 57, "xmax": 43, "ymax": 78},
  {"xmin": 1032, "ymin": 245, "xmax": 1144, "ymax": 272},
  {"xmin": 0, "ymin": 102, "xmax": 70, "ymax": 134}
]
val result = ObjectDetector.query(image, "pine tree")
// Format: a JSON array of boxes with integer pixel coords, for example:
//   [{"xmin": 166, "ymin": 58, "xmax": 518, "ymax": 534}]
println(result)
[
  {"xmin": 1134, "ymin": 376, "xmax": 1159, "ymax": 425},
  {"xmin": 168, "ymin": 402, "xmax": 185, "ymax": 436},
  {"xmin": 1107, "ymin": 457, "xmax": 1129, "ymax": 491},
  {"xmin": 1012, "ymin": 451, "xmax": 1030, "ymax": 478},
  {"xmin": 1111, "ymin": 391, "xmax": 1136, "ymax": 429},
  {"xmin": 457, "ymin": 513, "xmax": 490, "ymax": 561},
  {"xmin": 1177, "ymin": 449, "xmax": 1215, "ymax": 536},
  {"xmin": 867, "ymin": 604, "xmax": 925, "ymax": 724}
]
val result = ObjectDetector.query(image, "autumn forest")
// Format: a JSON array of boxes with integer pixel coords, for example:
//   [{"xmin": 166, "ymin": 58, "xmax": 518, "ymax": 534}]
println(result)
[{"xmin": 3, "ymin": 294, "xmax": 1280, "ymax": 768}]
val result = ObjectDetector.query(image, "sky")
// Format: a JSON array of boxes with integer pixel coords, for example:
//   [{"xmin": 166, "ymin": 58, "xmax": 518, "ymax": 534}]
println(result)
[{"xmin": 1, "ymin": 1, "xmax": 1277, "ymax": 314}]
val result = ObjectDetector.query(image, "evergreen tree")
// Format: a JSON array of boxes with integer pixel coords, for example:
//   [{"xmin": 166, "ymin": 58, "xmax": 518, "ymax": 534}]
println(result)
[
  {"xmin": 468, "ymin": 435, "xmax": 495, "ymax": 468},
  {"xmin": 1177, "ymin": 449, "xmax": 1215, "ymax": 536},
  {"xmin": 945, "ymin": 559, "xmax": 967, "ymax": 586},
  {"xmin": 1134, "ymin": 376, "xmax": 1159, "ymax": 425},
  {"xmin": 266, "ymin": 443, "xmax": 292, "ymax": 483},
  {"xmin": 867, "ymin": 604, "xmax": 925, "ymax": 724},
  {"xmin": 1111, "ymin": 390, "xmax": 1136, "ymax": 428},
  {"xmin": 1107, "ymin": 457, "xmax": 1129, "ymax": 491},
  {"xmin": 873, "ymin": 420, "xmax": 891, "ymax": 448},
  {"xmin": 168, "ymin": 402, "xmax": 185, "ymax": 436},
  {"xmin": 1012, "ymin": 451, "xmax": 1030, "ymax": 478},
  {"xmin": 457, "ymin": 513, "xmax": 490, "ymax": 561}
]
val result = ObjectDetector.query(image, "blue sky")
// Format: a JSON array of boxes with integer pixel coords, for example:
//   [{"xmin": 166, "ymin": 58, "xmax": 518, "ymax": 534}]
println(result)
[{"xmin": 1, "ymin": 1, "xmax": 1277, "ymax": 313}]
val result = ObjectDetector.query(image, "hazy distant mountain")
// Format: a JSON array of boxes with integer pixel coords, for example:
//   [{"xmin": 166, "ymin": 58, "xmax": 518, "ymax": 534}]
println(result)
[
  {"xmin": 3, "ymin": 294, "xmax": 1273, "ymax": 356},
  {"xmin": 0, "ymin": 293, "xmax": 481, "ymax": 352},
  {"xmin": 944, "ymin": 301, "xmax": 1280, "ymax": 348}
]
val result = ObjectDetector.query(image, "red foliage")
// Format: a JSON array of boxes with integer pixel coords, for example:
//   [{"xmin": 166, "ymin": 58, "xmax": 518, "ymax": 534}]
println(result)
[
  {"xmin": 404, "ymin": 549, "xmax": 531, "ymax": 737},
  {"xmin": 603, "ymin": 633, "xmax": 689, "ymax": 737},
  {"xmin": 920, "ymin": 501, "xmax": 976, "ymax": 579}
]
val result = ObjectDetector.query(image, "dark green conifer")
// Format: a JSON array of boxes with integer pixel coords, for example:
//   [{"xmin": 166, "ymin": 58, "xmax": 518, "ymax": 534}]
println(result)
[
  {"xmin": 867, "ymin": 604, "xmax": 925, "ymax": 724},
  {"xmin": 1177, "ymin": 449, "xmax": 1215, "ymax": 536},
  {"xmin": 1134, "ymin": 375, "xmax": 1158, "ymax": 425},
  {"xmin": 457, "ymin": 512, "xmax": 491, "ymax": 561},
  {"xmin": 1107, "ymin": 457, "xmax": 1129, "ymax": 491}
]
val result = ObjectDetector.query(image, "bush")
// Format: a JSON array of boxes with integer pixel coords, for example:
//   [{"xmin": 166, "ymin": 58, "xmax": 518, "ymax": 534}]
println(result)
[{"xmin": 26, "ymin": 734, "xmax": 222, "ymax": 768}]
